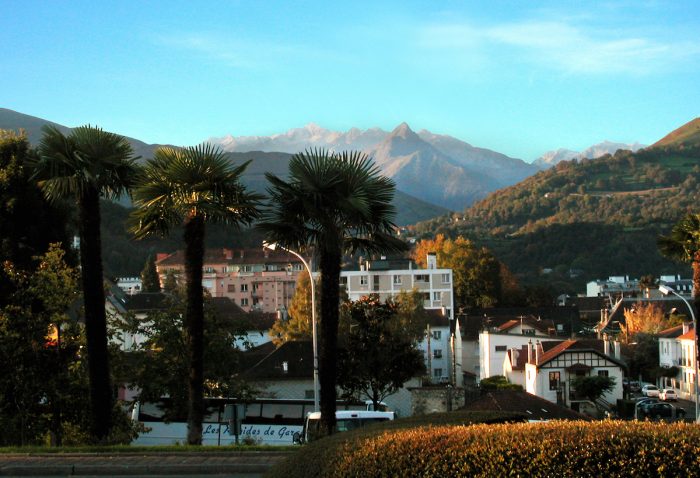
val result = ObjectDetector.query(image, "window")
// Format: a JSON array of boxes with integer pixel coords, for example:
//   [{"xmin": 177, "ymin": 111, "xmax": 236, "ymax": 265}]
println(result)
[
  {"xmin": 433, "ymin": 291, "xmax": 441, "ymax": 301},
  {"xmin": 242, "ymin": 265, "xmax": 252, "ymax": 272},
  {"xmin": 292, "ymin": 263, "xmax": 304, "ymax": 271},
  {"xmin": 549, "ymin": 372, "xmax": 560, "ymax": 390},
  {"xmin": 393, "ymin": 275, "xmax": 402, "ymax": 285},
  {"xmin": 522, "ymin": 328, "xmax": 536, "ymax": 336},
  {"xmin": 204, "ymin": 267, "xmax": 214, "ymax": 273},
  {"xmin": 432, "ymin": 331, "xmax": 442, "ymax": 340},
  {"xmin": 597, "ymin": 370, "xmax": 609, "ymax": 377},
  {"xmin": 360, "ymin": 275, "xmax": 368, "ymax": 285},
  {"xmin": 252, "ymin": 283, "xmax": 258, "ymax": 292},
  {"xmin": 282, "ymin": 361, "xmax": 288, "ymax": 373},
  {"xmin": 340, "ymin": 276, "xmax": 348, "ymax": 286},
  {"xmin": 227, "ymin": 284, "xmax": 236, "ymax": 292},
  {"xmin": 495, "ymin": 345, "xmax": 508, "ymax": 352},
  {"xmin": 433, "ymin": 349, "xmax": 443, "ymax": 359},
  {"xmin": 433, "ymin": 368, "xmax": 442, "ymax": 378},
  {"xmin": 441, "ymin": 274, "xmax": 450, "ymax": 284},
  {"xmin": 415, "ymin": 274, "xmax": 429, "ymax": 282},
  {"xmin": 241, "ymin": 298, "xmax": 249, "ymax": 306},
  {"xmin": 240, "ymin": 284, "xmax": 248, "ymax": 292}
]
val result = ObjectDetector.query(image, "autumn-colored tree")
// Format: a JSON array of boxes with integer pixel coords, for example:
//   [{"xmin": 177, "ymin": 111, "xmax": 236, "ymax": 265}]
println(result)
[
  {"xmin": 621, "ymin": 301, "xmax": 684, "ymax": 343},
  {"xmin": 413, "ymin": 235, "xmax": 503, "ymax": 308},
  {"xmin": 268, "ymin": 272, "xmax": 317, "ymax": 346}
]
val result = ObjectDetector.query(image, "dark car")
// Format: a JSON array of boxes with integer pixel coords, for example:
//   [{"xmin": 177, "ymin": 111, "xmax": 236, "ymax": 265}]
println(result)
[{"xmin": 641, "ymin": 402, "xmax": 686, "ymax": 420}]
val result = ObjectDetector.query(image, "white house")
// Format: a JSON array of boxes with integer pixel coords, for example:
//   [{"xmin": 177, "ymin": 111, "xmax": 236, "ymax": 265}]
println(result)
[
  {"xmin": 479, "ymin": 316, "xmax": 565, "ymax": 380},
  {"xmin": 505, "ymin": 338, "xmax": 625, "ymax": 414},
  {"xmin": 659, "ymin": 323, "xmax": 695, "ymax": 400}
]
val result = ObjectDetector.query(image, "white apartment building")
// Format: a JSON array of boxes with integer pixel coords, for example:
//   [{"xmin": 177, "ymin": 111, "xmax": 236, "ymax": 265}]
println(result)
[
  {"xmin": 479, "ymin": 317, "xmax": 564, "ymax": 380},
  {"xmin": 659, "ymin": 323, "xmax": 695, "ymax": 399}
]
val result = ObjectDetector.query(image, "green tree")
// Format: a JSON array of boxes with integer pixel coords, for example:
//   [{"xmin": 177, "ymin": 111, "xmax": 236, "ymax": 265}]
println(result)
[
  {"xmin": 0, "ymin": 244, "xmax": 89, "ymax": 446},
  {"xmin": 479, "ymin": 375, "xmax": 523, "ymax": 391},
  {"xmin": 337, "ymin": 295, "xmax": 427, "ymax": 411},
  {"xmin": 130, "ymin": 144, "xmax": 261, "ymax": 445},
  {"xmin": 571, "ymin": 375, "xmax": 616, "ymax": 403},
  {"xmin": 116, "ymin": 292, "xmax": 252, "ymax": 422},
  {"xmin": 140, "ymin": 255, "xmax": 160, "ymax": 292},
  {"xmin": 258, "ymin": 150, "xmax": 407, "ymax": 435},
  {"xmin": 658, "ymin": 213, "xmax": 700, "ymax": 300},
  {"xmin": 163, "ymin": 269, "xmax": 178, "ymax": 293},
  {"xmin": 34, "ymin": 125, "xmax": 137, "ymax": 441},
  {"xmin": 0, "ymin": 130, "xmax": 70, "ymax": 272},
  {"xmin": 268, "ymin": 272, "xmax": 316, "ymax": 346}
]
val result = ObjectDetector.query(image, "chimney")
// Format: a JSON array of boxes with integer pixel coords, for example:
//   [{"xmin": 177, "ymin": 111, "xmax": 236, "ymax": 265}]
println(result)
[
  {"xmin": 527, "ymin": 339, "xmax": 533, "ymax": 364},
  {"xmin": 683, "ymin": 322, "xmax": 690, "ymax": 335},
  {"xmin": 240, "ymin": 250, "xmax": 244, "ymax": 258},
  {"xmin": 427, "ymin": 253, "xmax": 437, "ymax": 270},
  {"xmin": 224, "ymin": 248, "xmax": 233, "ymax": 260},
  {"xmin": 603, "ymin": 334, "xmax": 610, "ymax": 356},
  {"xmin": 535, "ymin": 340, "xmax": 541, "ymax": 364},
  {"xmin": 613, "ymin": 340, "xmax": 620, "ymax": 359}
]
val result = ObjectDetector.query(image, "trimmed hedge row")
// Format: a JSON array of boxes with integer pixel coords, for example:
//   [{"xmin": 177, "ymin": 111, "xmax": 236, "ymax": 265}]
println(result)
[
  {"xmin": 268, "ymin": 420, "xmax": 700, "ymax": 478},
  {"xmin": 266, "ymin": 410, "xmax": 525, "ymax": 478}
]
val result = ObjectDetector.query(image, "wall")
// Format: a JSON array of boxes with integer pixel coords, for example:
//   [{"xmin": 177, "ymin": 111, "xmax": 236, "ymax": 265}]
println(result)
[{"xmin": 409, "ymin": 386, "xmax": 466, "ymax": 415}]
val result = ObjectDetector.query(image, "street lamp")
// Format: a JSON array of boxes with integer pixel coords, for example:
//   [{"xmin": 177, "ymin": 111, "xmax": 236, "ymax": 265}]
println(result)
[
  {"xmin": 263, "ymin": 242, "xmax": 319, "ymax": 412},
  {"xmin": 659, "ymin": 284, "xmax": 699, "ymax": 422}
]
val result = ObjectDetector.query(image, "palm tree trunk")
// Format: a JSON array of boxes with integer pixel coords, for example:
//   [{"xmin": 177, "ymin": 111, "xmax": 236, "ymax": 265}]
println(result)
[
  {"xmin": 318, "ymin": 247, "xmax": 341, "ymax": 436},
  {"xmin": 184, "ymin": 214, "xmax": 205, "ymax": 445},
  {"xmin": 78, "ymin": 188, "xmax": 113, "ymax": 441}
]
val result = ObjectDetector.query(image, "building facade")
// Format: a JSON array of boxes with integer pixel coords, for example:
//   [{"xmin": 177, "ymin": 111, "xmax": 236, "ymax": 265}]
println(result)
[{"xmin": 155, "ymin": 248, "xmax": 307, "ymax": 314}]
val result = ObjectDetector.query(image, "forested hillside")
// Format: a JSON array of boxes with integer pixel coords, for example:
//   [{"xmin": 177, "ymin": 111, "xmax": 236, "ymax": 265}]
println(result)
[{"xmin": 413, "ymin": 121, "xmax": 700, "ymax": 292}]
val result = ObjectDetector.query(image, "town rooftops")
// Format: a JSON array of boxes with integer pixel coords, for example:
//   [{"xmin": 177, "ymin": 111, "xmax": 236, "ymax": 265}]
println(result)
[
  {"xmin": 241, "ymin": 340, "xmax": 313, "ymax": 380},
  {"xmin": 156, "ymin": 247, "xmax": 306, "ymax": 267},
  {"xmin": 534, "ymin": 339, "xmax": 626, "ymax": 368},
  {"xmin": 463, "ymin": 390, "xmax": 591, "ymax": 421},
  {"xmin": 658, "ymin": 323, "xmax": 690, "ymax": 339}
]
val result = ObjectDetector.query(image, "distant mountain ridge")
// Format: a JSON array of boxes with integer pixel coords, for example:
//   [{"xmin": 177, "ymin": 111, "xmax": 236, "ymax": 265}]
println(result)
[
  {"xmin": 534, "ymin": 141, "xmax": 646, "ymax": 168},
  {"xmin": 0, "ymin": 108, "xmax": 447, "ymax": 225},
  {"xmin": 210, "ymin": 122, "xmax": 540, "ymax": 210}
]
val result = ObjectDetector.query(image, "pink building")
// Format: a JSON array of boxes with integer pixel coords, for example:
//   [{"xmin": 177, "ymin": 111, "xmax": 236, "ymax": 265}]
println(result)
[{"xmin": 155, "ymin": 248, "xmax": 307, "ymax": 313}]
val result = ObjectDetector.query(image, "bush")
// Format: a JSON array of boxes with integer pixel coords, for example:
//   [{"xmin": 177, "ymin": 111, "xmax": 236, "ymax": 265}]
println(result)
[{"xmin": 268, "ymin": 420, "xmax": 700, "ymax": 478}]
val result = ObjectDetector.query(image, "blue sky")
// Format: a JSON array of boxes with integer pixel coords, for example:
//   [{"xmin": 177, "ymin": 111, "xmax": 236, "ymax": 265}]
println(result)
[{"xmin": 1, "ymin": 0, "xmax": 699, "ymax": 160}]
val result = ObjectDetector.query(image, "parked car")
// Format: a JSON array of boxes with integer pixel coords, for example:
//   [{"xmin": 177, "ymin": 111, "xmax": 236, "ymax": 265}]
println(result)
[
  {"xmin": 641, "ymin": 402, "xmax": 686, "ymax": 421},
  {"xmin": 635, "ymin": 398, "xmax": 658, "ymax": 419},
  {"xmin": 659, "ymin": 389, "xmax": 678, "ymax": 401},
  {"xmin": 642, "ymin": 385, "xmax": 660, "ymax": 397}
]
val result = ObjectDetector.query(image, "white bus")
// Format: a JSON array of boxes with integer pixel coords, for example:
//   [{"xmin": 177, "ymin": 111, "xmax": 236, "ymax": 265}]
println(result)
[
  {"xmin": 131, "ymin": 398, "xmax": 372, "ymax": 446},
  {"xmin": 296, "ymin": 410, "xmax": 395, "ymax": 444}
]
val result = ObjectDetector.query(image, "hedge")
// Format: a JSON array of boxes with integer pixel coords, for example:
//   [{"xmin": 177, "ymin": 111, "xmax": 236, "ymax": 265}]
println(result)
[
  {"xmin": 267, "ymin": 420, "xmax": 700, "ymax": 478},
  {"xmin": 266, "ymin": 410, "xmax": 525, "ymax": 478}
]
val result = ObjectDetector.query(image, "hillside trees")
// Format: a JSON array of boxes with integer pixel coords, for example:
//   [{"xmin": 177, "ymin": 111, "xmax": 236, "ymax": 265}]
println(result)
[
  {"xmin": 131, "ymin": 144, "xmax": 261, "ymax": 445},
  {"xmin": 35, "ymin": 125, "xmax": 137, "ymax": 441},
  {"xmin": 140, "ymin": 255, "xmax": 161, "ymax": 292},
  {"xmin": 658, "ymin": 213, "xmax": 700, "ymax": 302}
]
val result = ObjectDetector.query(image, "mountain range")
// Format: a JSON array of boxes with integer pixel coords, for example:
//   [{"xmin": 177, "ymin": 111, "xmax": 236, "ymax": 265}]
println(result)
[
  {"xmin": 533, "ymin": 141, "xmax": 646, "ymax": 169},
  {"xmin": 211, "ymin": 122, "xmax": 540, "ymax": 210}
]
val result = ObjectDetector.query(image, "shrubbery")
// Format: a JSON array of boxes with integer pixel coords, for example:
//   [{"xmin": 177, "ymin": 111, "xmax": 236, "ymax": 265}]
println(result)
[{"xmin": 269, "ymin": 420, "xmax": 700, "ymax": 478}]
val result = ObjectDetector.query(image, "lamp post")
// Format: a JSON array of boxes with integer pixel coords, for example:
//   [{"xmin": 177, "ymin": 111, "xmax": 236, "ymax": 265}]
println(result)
[
  {"xmin": 659, "ymin": 284, "xmax": 699, "ymax": 422},
  {"xmin": 263, "ymin": 242, "xmax": 319, "ymax": 412}
]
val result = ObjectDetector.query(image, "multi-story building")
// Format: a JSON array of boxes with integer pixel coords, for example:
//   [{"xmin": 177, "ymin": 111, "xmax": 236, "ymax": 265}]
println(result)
[{"xmin": 155, "ymin": 248, "xmax": 307, "ymax": 314}]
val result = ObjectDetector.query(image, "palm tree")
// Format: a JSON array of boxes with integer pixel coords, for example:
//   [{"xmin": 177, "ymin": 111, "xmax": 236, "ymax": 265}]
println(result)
[
  {"xmin": 258, "ymin": 149, "xmax": 407, "ymax": 435},
  {"xmin": 35, "ymin": 125, "xmax": 137, "ymax": 441},
  {"xmin": 130, "ymin": 144, "xmax": 261, "ymax": 445},
  {"xmin": 658, "ymin": 213, "xmax": 700, "ymax": 300}
]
